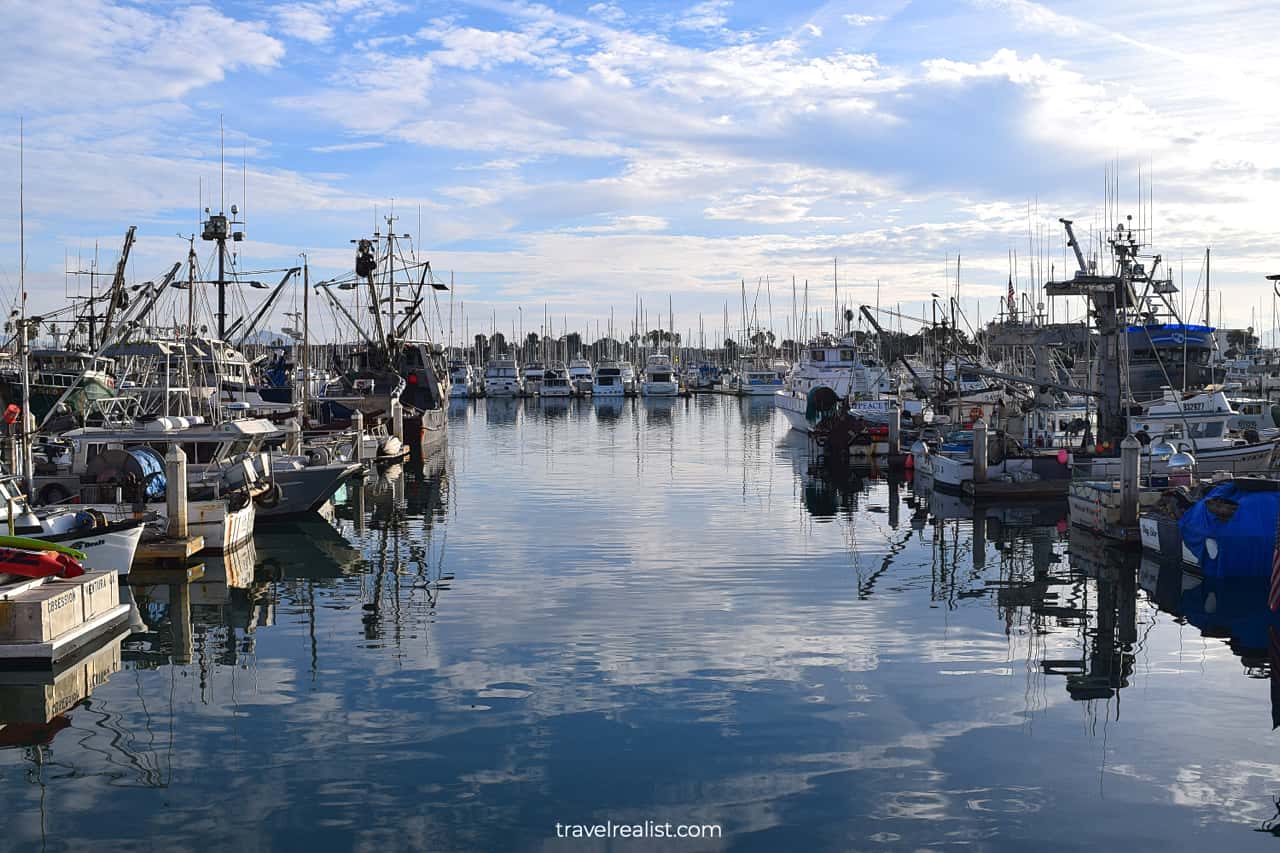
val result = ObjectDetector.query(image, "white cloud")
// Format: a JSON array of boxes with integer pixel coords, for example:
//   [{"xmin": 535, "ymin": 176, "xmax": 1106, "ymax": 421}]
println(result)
[
  {"xmin": 3, "ymin": 1, "xmax": 284, "ymax": 111},
  {"xmin": 677, "ymin": 0, "xmax": 732, "ymax": 32},
  {"xmin": 276, "ymin": 4, "xmax": 334, "ymax": 43},
  {"xmin": 843, "ymin": 14, "xmax": 885, "ymax": 27},
  {"xmin": 310, "ymin": 141, "xmax": 387, "ymax": 152},
  {"xmin": 587, "ymin": 2, "xmax": 626, "ymax": 24},
  {"xmin": 804, "ymin": 23, "xmax": 823, "ymax": 37}
]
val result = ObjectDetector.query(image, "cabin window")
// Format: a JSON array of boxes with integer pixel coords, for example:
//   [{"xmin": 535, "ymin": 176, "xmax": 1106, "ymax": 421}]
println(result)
[
  {"xmin": 810, "ymin": 351, "xmax": 825, "ymax": 362},
  {"xmin": 839, "ymin": 350, "xmax": 854, "ymax": 361}
]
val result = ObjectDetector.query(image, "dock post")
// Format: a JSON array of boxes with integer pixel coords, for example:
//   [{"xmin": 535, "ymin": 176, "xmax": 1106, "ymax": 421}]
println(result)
[
  {"xmin": 391, "ymin": 399, "xmax": 404, "ymax": 441},
  {"xmin": 284, "ymin": 418, "xmax": 302, "ymax": 456},
  {"xmin": 165, "ymin": 443, "xmax": 188, "ymax": 539},
  {"xmin": 352, "ymin": 410, "xmax": 365, "ymax": 463},
  {"xmin": 888, "ymin": 403, "xmax": 901, "ymax": 455},
  {"xmin": 1120, "ymin": 434, "xmax": 1140, "ymax": 527},
  {"xmin": 972, "ymin": 418, "xmax": 988, "ymax": 484}
]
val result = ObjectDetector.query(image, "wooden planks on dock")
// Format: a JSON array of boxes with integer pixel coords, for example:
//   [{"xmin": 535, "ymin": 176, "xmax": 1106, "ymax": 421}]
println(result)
[{"xmin": 134, "ymin": 535, "xmax": 204, "ymax": 562}]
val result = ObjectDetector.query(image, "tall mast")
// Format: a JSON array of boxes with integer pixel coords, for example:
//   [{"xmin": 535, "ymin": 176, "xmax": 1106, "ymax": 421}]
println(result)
[
  {"xmin": 18, "ymin": 117, "xmax": 32, "ymax": 490},
  {"xmin": 301, "ymin": 254, "xmax": 310, "ymax": 424},
  {"xmin": 1204, "ymin": 247, "xmax": 1211, "ymax": 327}
]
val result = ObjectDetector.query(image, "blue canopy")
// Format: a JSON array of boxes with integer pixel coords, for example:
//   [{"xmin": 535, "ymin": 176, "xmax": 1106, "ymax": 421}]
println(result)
[{"xmin": 1179, "ymin": 482, "xmax": 1280, "ymax": 578}]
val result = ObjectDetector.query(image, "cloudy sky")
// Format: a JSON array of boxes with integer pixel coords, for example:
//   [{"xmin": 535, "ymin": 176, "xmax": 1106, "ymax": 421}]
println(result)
[{"xmin": 3, "ymin": 0, "xmax": 1280, "ymax": 343}]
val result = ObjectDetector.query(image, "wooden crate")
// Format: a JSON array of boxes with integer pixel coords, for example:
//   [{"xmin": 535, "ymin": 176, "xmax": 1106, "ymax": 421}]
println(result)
[
  {"xmin": 57, "ymin": 571, "xmax": 120, "ymax": 622},
  {"xmin": 0, "ymin": 584, "xmax": 84, "ymax": 643}
]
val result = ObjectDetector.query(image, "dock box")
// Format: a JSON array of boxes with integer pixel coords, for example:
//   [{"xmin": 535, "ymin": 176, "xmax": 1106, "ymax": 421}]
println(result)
[
  {"xmin": 0, "ymin": 584, "xmax": 85, "ymax": 643},
  {"xmin": 56, "ymin": 571, "xmax": 120, "ymax": 622}
]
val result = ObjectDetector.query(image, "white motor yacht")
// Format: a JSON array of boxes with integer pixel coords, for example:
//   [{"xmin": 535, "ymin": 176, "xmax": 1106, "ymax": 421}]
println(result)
[
  {"xmin": 484, "ymin": 358, "xmax": 523, "ymax": 397},
  {"xmin": 568, "ymin": 358, "xmax": 594, "ymax": 395},
  {"xmin": 540, "ymin": 366, "xmax": 573, "ymax": 397},
  {"xmin": 640, "ymin": 354, "xmax": 679, "ymax": 397}
]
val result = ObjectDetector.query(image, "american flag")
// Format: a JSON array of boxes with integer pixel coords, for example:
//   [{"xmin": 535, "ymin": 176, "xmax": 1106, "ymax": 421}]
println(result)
[
  {"xmin": 1006, "ymin": 276, "xmax": 1016, "ymax": 317},
  {"xmin": 1270, "ymin": 503, "xmax": 1280, "ymax": 612}
]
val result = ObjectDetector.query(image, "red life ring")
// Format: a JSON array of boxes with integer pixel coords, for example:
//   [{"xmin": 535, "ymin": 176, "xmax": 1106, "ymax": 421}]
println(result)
[{"xmin": 968, "ymin": 406, "xmax": 983, "ymax": 422}]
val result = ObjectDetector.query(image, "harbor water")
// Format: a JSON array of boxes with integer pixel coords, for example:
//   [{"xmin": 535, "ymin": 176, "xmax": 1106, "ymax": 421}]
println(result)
[{"xmin": 3, "ymin": 394, "xmax": 1280, "ymax": 850}]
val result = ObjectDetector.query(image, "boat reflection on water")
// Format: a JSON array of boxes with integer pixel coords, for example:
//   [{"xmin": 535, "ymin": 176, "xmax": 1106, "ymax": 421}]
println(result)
[
  {"xmin": 483, "ymin": 396, "xmax": 519, "ymax": 427},
  {"xmin": 739, "ymin": 394, "xmax": 777, "ymax": 426},
  {"xmin": 1140, "ymin": 555, "xmax": 1280, "ymax": 727},
  {"xmin": 640, "ymin": 395, "xmax": 676, "ymax": 425},
  {"xmin": 255, "ymin": 515, "xmax": 364, "ymax": 580},
  {"xmin": 592, "ymin": 395, "xmax": 624, "ymax": 422}
]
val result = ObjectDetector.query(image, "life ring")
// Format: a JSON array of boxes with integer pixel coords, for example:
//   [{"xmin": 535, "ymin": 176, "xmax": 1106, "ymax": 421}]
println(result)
[{"xmin": 968, "ymin": 406, "xmax": 983, "ymax": 422}]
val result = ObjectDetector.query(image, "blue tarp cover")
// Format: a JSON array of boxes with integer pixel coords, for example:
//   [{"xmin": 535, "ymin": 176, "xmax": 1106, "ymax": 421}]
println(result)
[{"xmin": 1179, "ymin": 482, "xmax": 1279, "ymax": 578}]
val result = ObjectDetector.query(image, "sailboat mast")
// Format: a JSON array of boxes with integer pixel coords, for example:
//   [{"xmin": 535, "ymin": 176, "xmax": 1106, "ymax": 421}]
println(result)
[{"xmin": 18, "ymin": 117, "xmax": 33, "ymax": 490}]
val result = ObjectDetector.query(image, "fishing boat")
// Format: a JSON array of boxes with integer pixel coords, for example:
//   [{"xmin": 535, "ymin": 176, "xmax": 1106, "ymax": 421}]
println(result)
[
  {"xmin": 0, "ymin": 476, "xmax": 145, "ymax": 575},
  {"xmin": 0, "ymin": 350, "xmax": 117, "ymax": 425},
  {"xmin": 775, "ymin": 333, "xmax": 892, "ymax": 433}
]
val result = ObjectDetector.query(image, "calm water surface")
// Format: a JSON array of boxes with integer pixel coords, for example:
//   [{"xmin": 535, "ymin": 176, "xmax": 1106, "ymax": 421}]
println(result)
[{"xmin": 3, "ymin": 394, "xmax": 1280, "ymax": 851}]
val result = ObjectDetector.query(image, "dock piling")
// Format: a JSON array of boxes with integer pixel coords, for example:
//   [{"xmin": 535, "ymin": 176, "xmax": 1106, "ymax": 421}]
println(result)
[
  {"xmin": 352, "ymin": 410, "xmax": 365, "ymax": 463},
  {"xmin": 165, "ymin": 443, "xmax": 188, "ymax": 539},
  {"xmin": 391, "ymin": 399, "xmax": 404, "ymax": 441},
  {"xmin": 888, "ymin": 403, "xmax": 900, "ymax": 455},
  {"xmin": 1120, "ymin": 434, "xmax": 1140, "ymax": 526},
  {"xmin": 972, "ymin": 418, "xmax": 988, "ymax": 484}
]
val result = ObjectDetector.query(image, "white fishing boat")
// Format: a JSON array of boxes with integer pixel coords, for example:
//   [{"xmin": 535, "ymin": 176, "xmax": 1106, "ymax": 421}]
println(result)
[
  {"xmin": 0, "ymin": 476, "xmax": 145, "ymax": 575},
  {"xmin": 775, "ymin": 334, "xmax": 892, "ymax": 433},
  {"xmin": 640, "ymin": 354, "xmax": 678, "ymax": 397}
]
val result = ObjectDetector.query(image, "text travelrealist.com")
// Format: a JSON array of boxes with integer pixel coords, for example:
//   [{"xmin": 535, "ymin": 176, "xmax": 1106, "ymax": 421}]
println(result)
[{"xmin": 554, "ymin": 821, "xmax": 722, "ymax": 840}]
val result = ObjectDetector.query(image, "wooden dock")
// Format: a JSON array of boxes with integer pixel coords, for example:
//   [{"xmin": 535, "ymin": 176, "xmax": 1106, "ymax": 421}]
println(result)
[
  {"xmin": 134, "ymin": 535, "xmax": 204, "ymax": 563},
  {"xmin": 127, "ymin": 562, "xmax": 206, "ymax": 585},
  {"xmin": 963, "ymin": 478, "xmax": 1070, "ymax": 501}
]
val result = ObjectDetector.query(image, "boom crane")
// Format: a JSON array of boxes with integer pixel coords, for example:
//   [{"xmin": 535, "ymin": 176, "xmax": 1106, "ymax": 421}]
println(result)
[
  {"xmin": 1059, "ymin": 217, "xmax": 1088, "ymax": 275},
  {"xmin": 99, "ymin": 225, "xmax": 136, "ymax": 345}
]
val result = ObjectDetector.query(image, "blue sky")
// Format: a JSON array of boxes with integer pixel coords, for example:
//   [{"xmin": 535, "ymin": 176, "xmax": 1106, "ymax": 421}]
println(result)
[{"xmin": 3, "ymin": 0, "xmax": 1280, "ymax": 343}]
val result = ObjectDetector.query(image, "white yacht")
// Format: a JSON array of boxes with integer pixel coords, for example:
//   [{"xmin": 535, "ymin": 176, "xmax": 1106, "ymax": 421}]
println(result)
[
  {"xmin": 568, "ymin": 358, "xmax": 594, "ymax": 395},
  {"xmin": 775, "ymin": 334, "xmax": 893, "ymax": 433},
  {"xmin": 448, "ymin": 360, "xmax": 478, "ymax": 398},
  {"xmin": 484, "ymin": 358, "xmax": 523, "ymax": 397},
  {"xmin": 640, "ymin": 354, "xmax": 679, "ymax": 397},
  {"xmin": 621, "ymin": 362, "xmax": 639, "ymax": 396},
  {"xmin": 540, "ymin": 366, "xmax": 573, "ymax": 397},
  {"xmin": 731, "ymin": 362, "xmax": 784, "ymax": 396},
  {"xmin": 592, "ymin": 360, "xmax": 627, "ymax": 396},
  {"xmin": 524, "ymin": 362, "xmax": 546, "ymax": 397}
]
